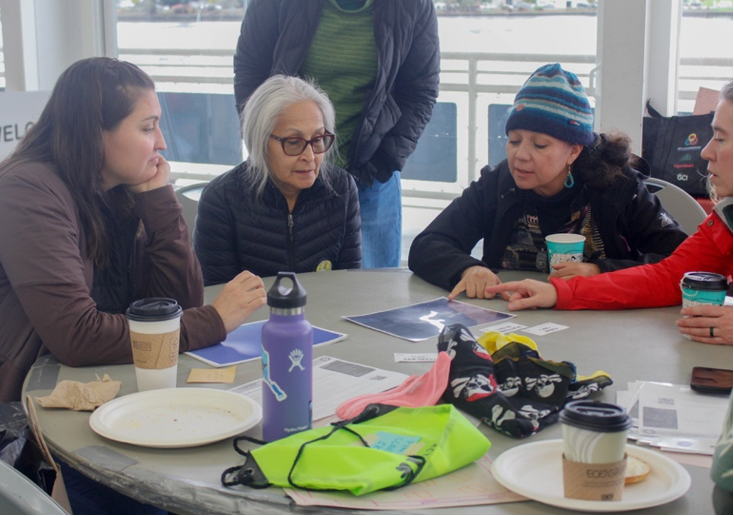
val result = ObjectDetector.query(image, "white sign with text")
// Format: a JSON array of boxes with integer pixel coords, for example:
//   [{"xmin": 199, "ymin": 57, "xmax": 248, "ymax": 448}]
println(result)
[{"xmin": 0, "ymin": 91, "xmax": 50, "ymax": 160}]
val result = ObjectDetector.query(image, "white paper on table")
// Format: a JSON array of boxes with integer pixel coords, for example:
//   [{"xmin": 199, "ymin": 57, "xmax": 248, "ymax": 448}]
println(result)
[
  {"xmin": 230, "ymin": 356, "xmax": 409, "ymax": 421},
  {"xmin": 394, "ymin": 352, "xmax": 438, "ymax": 363},
  {"xmin": 636, "ymin": 381, "xmax": 727, "ymax": 455},
  {"xmin": 478, "ymin": 321, "xmax": 528, "ymax": 334},
  {"xmin": 284, "ymin": 453, "xmax": 527, "ymax": 510},
  {"xmin": 660, "ymin": 450, "xmax": 714, "ymax": 469},
  {"xmin": 522, "ymin": 322, "xmax": 569, "ymax": 336}
]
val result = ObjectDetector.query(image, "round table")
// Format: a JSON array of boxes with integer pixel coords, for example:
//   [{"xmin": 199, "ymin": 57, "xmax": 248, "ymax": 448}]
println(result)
[{"xmin": 23, "ymin": 269, "xmax": 728, "ymax": 514}]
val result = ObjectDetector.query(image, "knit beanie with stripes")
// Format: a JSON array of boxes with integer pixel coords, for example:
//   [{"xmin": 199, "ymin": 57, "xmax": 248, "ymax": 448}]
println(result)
[{"xmin": 505, "ymin": 63, "xmax": 595, "ymax": 146}]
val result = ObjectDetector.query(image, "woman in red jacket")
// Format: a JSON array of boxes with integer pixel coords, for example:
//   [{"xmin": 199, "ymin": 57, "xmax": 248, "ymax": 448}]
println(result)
[{"xmin": 487, "ymin": 80, "xmax": 733, "ymax": 346}]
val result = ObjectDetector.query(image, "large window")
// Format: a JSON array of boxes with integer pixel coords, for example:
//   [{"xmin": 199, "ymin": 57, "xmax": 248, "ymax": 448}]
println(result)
[
  {"xmin": 116, "ymin": 2, "xmax": 246, "ymax": 178},
  {"xmin": 0, "ymin": 1, "xmax": 730, "ymax": 263},
  {"xmin": 115, "ymin": 2, "xmax": 600, "ymax": 190},
  {"xmin": 114, "ymin": 2, "xmax": 603, "ymax": 261},
  {"xmin": 678, "ymin": 2, "xmax": 733, "ymax": 114}
]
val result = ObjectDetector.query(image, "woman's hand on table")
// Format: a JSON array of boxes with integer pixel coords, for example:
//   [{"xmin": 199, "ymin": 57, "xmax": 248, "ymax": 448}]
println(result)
[
  {"xmin": 448, "ymin": 265, "xmax": 504, "ymax": 300},
  {"xmin": 550, "ymin": 262, "xmax": 601, "ymax": 280},
  {"xmin": 211, "ymin": 271, "xmax": 267, "ymax": 333},
  {"xmin": 676, "ymin": 304, "xmax": 733, "ymax": 345},
  {"xmin": 485, "ymin": 279, "xmax": 558, "ymax": 310}
]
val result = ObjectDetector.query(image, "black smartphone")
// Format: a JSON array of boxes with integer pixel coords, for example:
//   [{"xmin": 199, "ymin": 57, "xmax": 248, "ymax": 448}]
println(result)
[{"xmin": 691, "ymin": 366, "xmax": 733, "ymax": 394}]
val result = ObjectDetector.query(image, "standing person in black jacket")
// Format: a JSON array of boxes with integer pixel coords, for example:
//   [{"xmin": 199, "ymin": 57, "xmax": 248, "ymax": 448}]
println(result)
[
  {"xmin": 409, "ymin": 63, "xmax": 688, "ymax": 299},
  {"xmin": 195, "ymin": 75, "xmax": 361, "ymax": 283},
  {"xmin": 233, "ymin": 0, "xmax": 440, "ymax": 269}
]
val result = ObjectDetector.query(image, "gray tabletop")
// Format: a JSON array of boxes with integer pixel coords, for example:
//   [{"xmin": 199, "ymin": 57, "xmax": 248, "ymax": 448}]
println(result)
[{"xmin": 23, "ymin": 269, "xmax": 730, "ymax": 514}]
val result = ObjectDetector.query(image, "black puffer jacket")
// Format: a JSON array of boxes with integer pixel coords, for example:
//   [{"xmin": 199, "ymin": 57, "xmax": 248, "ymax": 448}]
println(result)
[
  {"xmin": 409, "ymin": 160, "xmax": 689, "ymax": 292},
  {"xmin": 194, "ymin": 162, "xmax": 361, "ymax": 284},
  {"xmin": 233, "ymin": 0, "xmax": 440, "ymax": 186}
]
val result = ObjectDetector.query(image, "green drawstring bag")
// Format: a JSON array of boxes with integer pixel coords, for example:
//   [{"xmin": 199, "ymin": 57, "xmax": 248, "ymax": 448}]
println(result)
[{"xmin": 221, "ymin": 403, "xmax": 490, "ymax": 496}]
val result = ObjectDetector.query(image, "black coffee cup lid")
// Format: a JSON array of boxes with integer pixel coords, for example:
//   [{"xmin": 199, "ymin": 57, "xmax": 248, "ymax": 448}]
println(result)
[
  {"xmin": 681, "ymin": 272, "xmax": 728, "ymax": 291},
  {"xmin": 560, "ymin": 400, "xmax": 632, "ymax": 432},
  {"xmin": 126, "ymin": 298, "xmax": 183, "ymax": 322}
]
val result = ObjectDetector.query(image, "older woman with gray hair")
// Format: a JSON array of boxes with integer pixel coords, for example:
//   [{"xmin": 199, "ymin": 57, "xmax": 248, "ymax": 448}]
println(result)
[{"xmin": 195, "ymin": 75, "xmax": 362, "ymax": 283}]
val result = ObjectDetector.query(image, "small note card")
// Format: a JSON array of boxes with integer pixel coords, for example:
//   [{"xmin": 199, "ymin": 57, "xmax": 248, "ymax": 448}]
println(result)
[
  {"xmin": 394, "ymin": 353, "xmax": 438, "ymax": 363},
  {"xmin": 187, "ymin": 366, "xmax": 237, "ymax": 384},
  {"xmin": 522, "ymin": 322, "xmax": 569, "ymax": 336}
]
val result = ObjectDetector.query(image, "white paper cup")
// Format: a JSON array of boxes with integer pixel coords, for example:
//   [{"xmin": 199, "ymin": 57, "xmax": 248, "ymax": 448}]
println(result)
[
  {"xmin": 126, "ymin": 298, "xmax": 183, "ymax": 392},
  {"xmin": 679, "ymin": 272, "xmax": 728, "ymax": 340},
  {"xmin": 545, "ymin": 233, "xmax": 586, "ymax": 267},
  {"xmin": 562, "ymin": 424, "xmax": 628, "ymax": 463},
  {"xmin": 560, "ymin": 400, "xmax": 632, "ymax": 501}
]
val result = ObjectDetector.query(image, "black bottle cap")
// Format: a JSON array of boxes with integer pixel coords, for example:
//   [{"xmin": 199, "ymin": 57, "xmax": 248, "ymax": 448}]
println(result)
[{"xmin": 267, "ymin": 272, "xmax": 307, "ymax": 309}]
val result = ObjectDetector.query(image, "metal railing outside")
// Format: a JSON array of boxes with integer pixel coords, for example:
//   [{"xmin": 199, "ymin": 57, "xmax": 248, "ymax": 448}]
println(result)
[{"xmin": 116, "ymin": 48, "xmax": 731, "ymax": 189}]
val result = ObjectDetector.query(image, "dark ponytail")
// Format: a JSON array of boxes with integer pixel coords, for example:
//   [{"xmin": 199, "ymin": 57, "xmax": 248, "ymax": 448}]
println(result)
[{"xmin": 573, "ymin": 132, "xmax": 637, "ymax": 189}]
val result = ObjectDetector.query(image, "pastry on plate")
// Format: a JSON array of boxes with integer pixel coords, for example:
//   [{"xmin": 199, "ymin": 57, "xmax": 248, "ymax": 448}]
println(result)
[{"xmin": 625, "ymin": 455, "xmax": 652, "ymax": 485}]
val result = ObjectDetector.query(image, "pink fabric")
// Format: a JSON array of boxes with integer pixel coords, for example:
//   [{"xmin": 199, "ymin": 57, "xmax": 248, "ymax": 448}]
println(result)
[
  {"xmin": 336, "ymin": 352, "xmax": 452, "ymax": 420},
  {"xmin": 554, "ymin": 211, "xmax": 732, "ymax": 310}
]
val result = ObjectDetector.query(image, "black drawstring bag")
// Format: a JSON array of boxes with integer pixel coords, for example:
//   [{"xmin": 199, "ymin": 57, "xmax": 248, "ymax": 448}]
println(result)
[
  {"xmin": 642, "ymin": 101, "xmax": 714, "ymax": 197},
  {"xmin": 0, "ymin": 402, "xmax": 56, "ymax": 495}
]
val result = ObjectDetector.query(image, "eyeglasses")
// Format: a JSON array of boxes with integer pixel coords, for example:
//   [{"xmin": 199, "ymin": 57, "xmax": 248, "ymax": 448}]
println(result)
[{"xmin": 269, "ymin": 132, "xmax": 335, "ymax": 156}]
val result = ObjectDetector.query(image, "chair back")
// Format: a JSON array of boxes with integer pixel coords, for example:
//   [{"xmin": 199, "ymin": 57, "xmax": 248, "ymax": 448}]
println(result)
[
  {"xmin": 175, "ymin": 183, "xmax": 208, "ymax": 243},
  {"xmin": 644, "ymin": 177, "xmax": 707, "ymax": 235},
  {"xmin": 0, "ymin": 460, "xmax": 68, "ymax": 515}
]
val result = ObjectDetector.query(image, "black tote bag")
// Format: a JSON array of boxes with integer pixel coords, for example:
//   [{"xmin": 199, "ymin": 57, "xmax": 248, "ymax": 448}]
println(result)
[{"xmin": 642, "ymin": 101, "xmax": 713, "ymax": 197}]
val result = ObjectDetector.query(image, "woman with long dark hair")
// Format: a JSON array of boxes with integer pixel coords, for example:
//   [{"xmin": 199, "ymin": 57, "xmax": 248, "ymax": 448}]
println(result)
[{"xmin": 0, "ymin": 58, "xmax": 266, "ymax": 403}]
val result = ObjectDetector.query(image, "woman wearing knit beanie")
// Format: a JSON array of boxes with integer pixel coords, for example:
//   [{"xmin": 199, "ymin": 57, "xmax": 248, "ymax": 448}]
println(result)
[
  {"xmin": 409, "ymin": 63, "xmax": 688, "ymax": 300},
  {"xmin": 486, "ymin": 79, "xmax": 733, "ymax": 348}
]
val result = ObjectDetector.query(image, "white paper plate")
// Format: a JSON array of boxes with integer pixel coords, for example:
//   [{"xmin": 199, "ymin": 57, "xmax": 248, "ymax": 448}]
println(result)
[
  {"xmin": 89, "ymin": 388, "xmax": 261, "ymax": 448},
  {"xmin": 491, "ymin": 439, "xmax": 691, "ymax": 513}
]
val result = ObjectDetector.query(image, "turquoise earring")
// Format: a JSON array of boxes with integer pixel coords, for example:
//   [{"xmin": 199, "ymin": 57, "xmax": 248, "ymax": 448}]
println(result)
[{"xmin": 564, "ymin": 165, "xmax": 574, "ymax": 189}]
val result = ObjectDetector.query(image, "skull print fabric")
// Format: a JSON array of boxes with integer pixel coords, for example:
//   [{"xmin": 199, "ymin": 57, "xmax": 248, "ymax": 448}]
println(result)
[{"xmin": 438, "ymin": 324, "xmax": 612, "ymax": 439}]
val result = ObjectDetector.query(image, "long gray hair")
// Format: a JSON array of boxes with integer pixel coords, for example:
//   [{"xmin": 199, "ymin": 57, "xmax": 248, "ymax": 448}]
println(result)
[{"xmin": 241, "ymin": 75, "xmax": 338, "ymax": 196}]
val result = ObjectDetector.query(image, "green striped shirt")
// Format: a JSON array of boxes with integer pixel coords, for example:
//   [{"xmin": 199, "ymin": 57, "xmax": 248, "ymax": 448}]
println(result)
[{"xmin": 300, "ymin": 0, "xmax": 377, "ymax": 170}]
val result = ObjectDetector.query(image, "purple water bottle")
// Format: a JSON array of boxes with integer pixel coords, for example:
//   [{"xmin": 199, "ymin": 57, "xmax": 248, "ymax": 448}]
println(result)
[{"xmin": 261, "ymin": 272, "xmax": 313, "ymax": 441}]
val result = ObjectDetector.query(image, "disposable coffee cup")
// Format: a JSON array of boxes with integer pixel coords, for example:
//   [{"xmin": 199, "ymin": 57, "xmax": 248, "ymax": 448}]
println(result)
[
  {"xmin": 126, "ymin": 298, "xmax": 183, "ymax": 392},
  {"xmin": 680, "ymin": 272, "xmax": 727, "ymax": 307},
  {"xmin": 560, "ymin": 400, "xmax": 632, "ymax": 501},
  {"xmin": 545, "ymin": 234, "xmax": 586, "ymax": 268},
  {"xmin": 680, "ymin": 272, "xmax": 728, "ymax": 340}
]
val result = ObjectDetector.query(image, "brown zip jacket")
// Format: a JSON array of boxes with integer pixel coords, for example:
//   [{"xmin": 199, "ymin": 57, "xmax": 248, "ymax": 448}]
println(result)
[{"xmin": 0, "ymin": 162, "xmax": 225, "ymax": 401}]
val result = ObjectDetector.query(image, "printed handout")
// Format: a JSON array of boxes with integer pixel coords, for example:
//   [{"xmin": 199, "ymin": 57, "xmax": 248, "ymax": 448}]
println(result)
[
  {"xmin": 617, "ymin": 381, "xmax": 728, "ymax": 455},
  {"xmin": 231, "ymin": 356, "xmax": 409, "ymax": 421},
  {"xmin": 186, "ymin": 320, "xmax": 346, "ymax": 367},
  {"xmin": 344, "ymin": 297, "xmax": 515, "ymax": 342}
]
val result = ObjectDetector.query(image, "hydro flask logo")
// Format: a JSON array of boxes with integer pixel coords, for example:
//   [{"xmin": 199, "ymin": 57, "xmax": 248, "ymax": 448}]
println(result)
[{"xmin": 288, "ymin": 349, "xmax": 305, "ymax": 372}]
